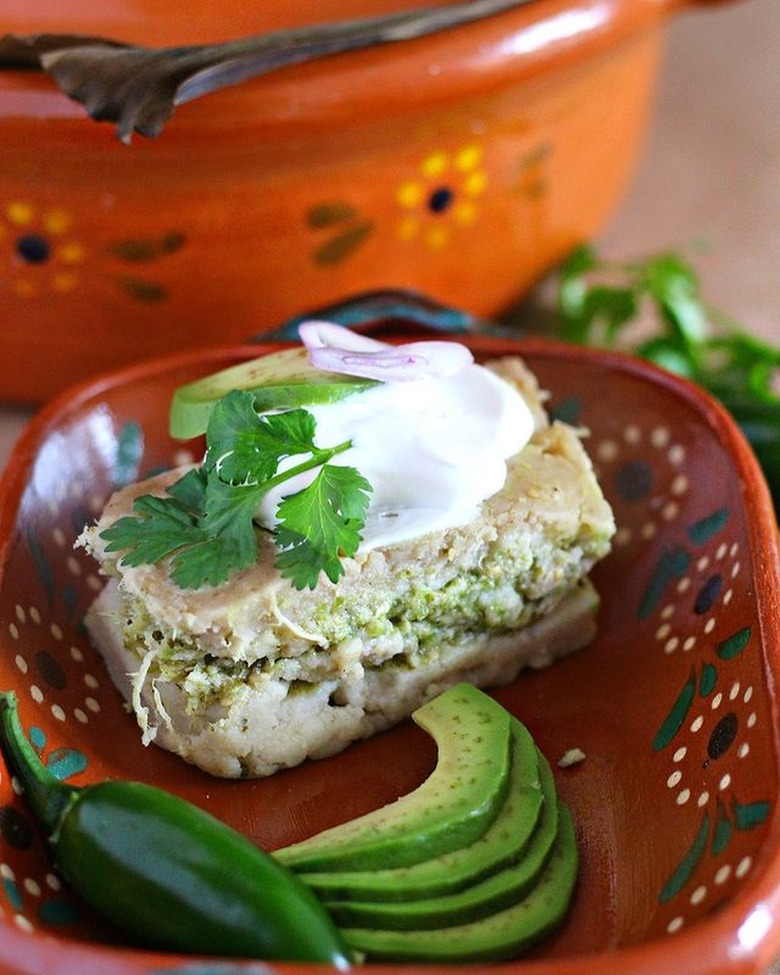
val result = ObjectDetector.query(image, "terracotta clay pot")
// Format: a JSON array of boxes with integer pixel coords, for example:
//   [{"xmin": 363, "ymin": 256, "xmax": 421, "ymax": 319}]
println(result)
[{"xmin": 0, "ymin": 0, "xmax": 736, "ymax": 402}]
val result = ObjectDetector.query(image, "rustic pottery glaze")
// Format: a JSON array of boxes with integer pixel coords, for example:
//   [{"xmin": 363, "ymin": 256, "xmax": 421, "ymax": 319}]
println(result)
[
  {"xmin": 0, "ymin": 331, "xmax": 779, "ymax": 974},
  {"xmin": 0, "ymin": 0, "xmax": 735, "ymax": 402}
]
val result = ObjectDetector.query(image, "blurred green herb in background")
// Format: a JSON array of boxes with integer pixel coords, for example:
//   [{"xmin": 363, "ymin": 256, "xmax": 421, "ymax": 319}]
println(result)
[{"xmin": 548, "ymin": 244, "xmax": 780, "ymax": 510}]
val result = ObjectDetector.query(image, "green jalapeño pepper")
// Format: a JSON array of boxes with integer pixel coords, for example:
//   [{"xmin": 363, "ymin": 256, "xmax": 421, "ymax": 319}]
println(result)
[{"xmin": 0, "ymin": 691, "xmax": 351, "ymax": 968}]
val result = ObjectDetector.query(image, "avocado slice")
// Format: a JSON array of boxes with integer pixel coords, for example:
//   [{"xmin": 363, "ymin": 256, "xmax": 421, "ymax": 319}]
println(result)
[
  {"xmin": 341, "ymin": 804, "xmax": 578, "ymax": 963},
  {"xmin": 299, "ymin": 722, "xmax": 545, "ymax": 903},
  {"xmin": 324, "ymin": 749, "xmax": 560, "ymax": 930},
  {"xmin": 274, "ymin": 684, "xmax": 513, "ymax": 872},
  {"xmin": 169, "ymin": 347, "xmax": 379, "ymax": 440}
]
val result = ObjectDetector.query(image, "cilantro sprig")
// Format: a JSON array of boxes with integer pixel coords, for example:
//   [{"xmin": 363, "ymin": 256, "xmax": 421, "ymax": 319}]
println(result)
[
  {"xmin": 544, "ymin": 244, "xmax": 780, "ymax": 509},
  {"xmin": 100, "ymin": 390, "xmax": 372, "ymax": 590}
]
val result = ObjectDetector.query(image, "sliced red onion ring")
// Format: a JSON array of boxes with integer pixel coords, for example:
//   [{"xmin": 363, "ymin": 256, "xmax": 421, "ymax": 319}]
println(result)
[
  {"xmin": 298, "ymin": 320, "xmax": 473, "ymax": 382},
  {"xmin": 299, "ymin": 321, "xmax": 386, "ymax": 352}
]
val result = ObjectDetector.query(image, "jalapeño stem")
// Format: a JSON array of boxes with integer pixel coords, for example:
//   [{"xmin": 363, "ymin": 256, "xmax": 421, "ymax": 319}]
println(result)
[{"xmin": 0, "ymin": 691, "xmax": 76, "ymax": 839}]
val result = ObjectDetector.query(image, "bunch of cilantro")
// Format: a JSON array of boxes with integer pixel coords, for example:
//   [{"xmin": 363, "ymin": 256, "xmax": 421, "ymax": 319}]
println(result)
[
  {"xmin": 100, "ymin": 390, "xmax": 372, "ymax": 591},
  {"xmin": 538, "ymin": 245, "xmax": 780, "ymax": 509}
]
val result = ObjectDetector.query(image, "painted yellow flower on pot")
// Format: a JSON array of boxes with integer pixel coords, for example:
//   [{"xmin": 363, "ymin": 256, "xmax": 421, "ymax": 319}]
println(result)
[
  {"xmin": 395, "ymin": 143, "xmax": 488, "ymax": 250},
  {"xmin": 1, "ymin": 201, "xmax": 87, "ymax": 298}
]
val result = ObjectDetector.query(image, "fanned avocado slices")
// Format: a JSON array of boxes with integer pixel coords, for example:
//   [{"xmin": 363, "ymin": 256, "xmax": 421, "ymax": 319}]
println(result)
[
  {"xmin": 300, "ymin": 723, "xmax": 545, "ymax": 903},
  {"xmin": 274, "ymin": 684, "xmax": 513, "ymax": 871},
  {"xmin": 341, "ymin": 806, "xmax": 578, "ymax": 963},
  {"xmin": 324, "ymin": 749, "xmax": 560, "ymax": 929},
  {"xmin": 276, "ymin": 685, "xmax": 581, "ymax": 964}
]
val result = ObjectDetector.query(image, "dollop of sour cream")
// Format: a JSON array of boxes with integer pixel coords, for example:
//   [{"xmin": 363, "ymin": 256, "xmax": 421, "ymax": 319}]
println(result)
[{"xmin": 257, "ymin": 325, "xmax": 535, "ymax": 551}]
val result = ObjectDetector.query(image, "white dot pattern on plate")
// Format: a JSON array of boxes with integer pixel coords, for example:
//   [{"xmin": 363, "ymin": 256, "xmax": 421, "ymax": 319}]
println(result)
[
  {"xmin": 598, "ymin": 424, "xmax": 690, "ymax": 548},
  {"xmin": 664, "ymin": 853, "xmax": 755, "ymax": 935},
  {"xmin": 0, "ymin": 467, "xmax": 124, "ymax": 937},
  {"xmin": 8, "ymin": 601, "xmax": 110, "ymax": 736},
  {"xmin": 589, "ymin": 413, "xmax": 774, "ymax": 939}
]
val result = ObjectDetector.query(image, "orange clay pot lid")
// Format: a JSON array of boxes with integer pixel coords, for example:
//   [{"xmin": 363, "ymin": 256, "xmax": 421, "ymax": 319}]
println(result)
[
  {"xmin": 0, "ymin": 0, "xmax": 703, "ymax": 145},
  {"xmin": 3, "ymin": 0, "xmax": 634, "ymax": 45},
  {"xmin": 1, "ymin": 0, "xmax": 729, "ymax": 45}
]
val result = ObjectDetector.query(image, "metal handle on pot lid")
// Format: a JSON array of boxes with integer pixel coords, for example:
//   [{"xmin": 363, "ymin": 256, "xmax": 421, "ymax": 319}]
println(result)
[{"xmin": 0, "ymin": 0, "xmax": 546, "ymax": 143}]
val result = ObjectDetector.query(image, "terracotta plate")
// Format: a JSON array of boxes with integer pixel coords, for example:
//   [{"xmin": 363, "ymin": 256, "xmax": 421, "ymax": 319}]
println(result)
[{"xmin": 0, "ymin": 335, "xmax": 779, "ymax": 975}]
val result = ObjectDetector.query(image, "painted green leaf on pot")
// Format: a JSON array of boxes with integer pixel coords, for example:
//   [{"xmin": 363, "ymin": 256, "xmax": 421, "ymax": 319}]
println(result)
[
  {"xmin": 549, "ymin": 396, "xmax": 582, "ymax": 426},
  {"xmin": 660, "ymin": 812, "xmax": 710, "ymax": 903},
  {"xmin": 307, "ymin": 200, "xmax": 374, "ymax": 265},
  {"xmin": 717, "ymin": 627, "xmax": 751, "ymax": 661},
  {"xmin": 653, "ymin": 669, "xmax": 696, "ymax": 752},
  {"xmin": 734, "ymin": 799, "xmax": 771, "ymax": 831},
  {"xmin": 46, "ymin": 747, "xmax": 88, "ymax": 781},
  {"xmin": 26, "ymin": 527, "xmax": 54, "ymax": 605},
  {"xmin": 107, "ymin": 232, "xmax": 185, "ymax": 263},
  {"xmin": 688, "ymin": 507, "xmax": 729, "ymax": 545},
  {"xmin": 114, "ymin": 420, "xmax": 144, "ymax": 488},
  {"xmin": 699, "ymin": 662, "xmax": 717, "ymax": 697},
  {"xmin": 638, "ymin": 546, "xmax": 691, "ymax": 620},
  {"xmin": 711, "ymin": 800, "xmax": 732, "ymax": 856},
  {"xmin": 307, "ymin": 202, "xmax": 358, "ymax": 228},
  {"xmin": 313, "ymin": 221, "xmax": 374, "ymax": 266},
  {"xmin": 116, "ymin": 276, "xmax": 167, "ymax": 302}
]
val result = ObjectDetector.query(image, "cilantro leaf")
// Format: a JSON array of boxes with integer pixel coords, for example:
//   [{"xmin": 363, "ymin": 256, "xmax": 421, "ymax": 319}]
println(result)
[
  {"xmin": 100, "ymin": 467, "xmax": 263, "ymax": 589},
  {"xmin": 166, "ymin": 466, "xmax": 209, "ymax": 510},
  {"xmin": 168, "ymin": 474, "xmax": 262, "ymax": 589},
  {"xmin": 274, "ymin": 465, "xmax": 372, "ymax": 590},
  {"xmin": 204, "ymin": 392, "xmax": 318, "ymax": 484},
  {"xmin": 100, "ymin": 468, "xmax": 207, "ymax": 566},
  {"xmin": 99, "ymin": 392, "xmax": 372, "ymax": 590}
]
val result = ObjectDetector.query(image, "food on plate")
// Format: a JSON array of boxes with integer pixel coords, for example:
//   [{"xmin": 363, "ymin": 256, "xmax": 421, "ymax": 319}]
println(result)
[
  {"xmin": 78, "ymin": 324, "xmax": 615, "ymax": 777},
  {"xmin": 273, "ymin": 684, "xmax": 578, "ymax": 963},
  {"xmin": 0, "ymin": 691, "xmax": 351, "ymax": 967},
  {"xmin": 293, "ymin": 697, "xmax": 545, "ymax": 902},
  {"xmin": 323, "ymin": 756, "xmax": 560, "ymax": 930},
  {"xmin": 275, "ymin": 681, "xmax": 513, "ymax": 872},
  {"xmin": 168, "ymin": 344, "xmax": 380, "ymax": 441},
  {"xmin": 0, "ymin": 681, "xmax": 578, "ymax": 964},
  {"xmin": 340, "ymin": 809, "xmax": 577, "ymax": 963}
]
